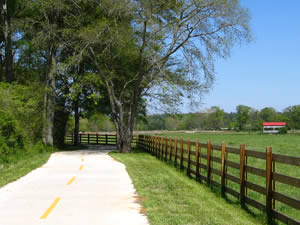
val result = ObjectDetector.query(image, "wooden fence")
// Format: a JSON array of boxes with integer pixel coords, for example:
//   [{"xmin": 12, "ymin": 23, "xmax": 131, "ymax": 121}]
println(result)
[
  {"xmin": 137, "ymin": 135, "xmax": 300, "ymax": 225},
  {"xmin": 64, "ymin": 133, "xmax": 137, "ymax": 146}
]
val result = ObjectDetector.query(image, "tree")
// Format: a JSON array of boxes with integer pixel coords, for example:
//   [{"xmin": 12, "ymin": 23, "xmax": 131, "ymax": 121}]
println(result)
[
  {"xmin": 283, "ymin": 105, "xmax": 300, "ymax": 129},
  {"xmin": 208, "ymin": 106, "xmax": 225, "ymax": 129},
  {"xmin": 249, "ymin": 108, "xmax": 262, "ymax": 131},
  {"xmin": 0, "ymin": 0, "xmax": 15, "ymax": 82},
  {"xmin": 24, "ymin": 0, "xmax": 78, "ymax": 146},
  {"xmin": 236, "ymin": 105, "xmax": 251, "ymax": 131},
  {"xmin": 260, "ymin": 107, "xmax": 277, "ymax": 122},
  {"xmin": 165, "ymin": 117, "xmax": 178, "ymax": 131},
  {"xmin": 75, "ymin": 0, "xmax": 251, "ymax": 152}
]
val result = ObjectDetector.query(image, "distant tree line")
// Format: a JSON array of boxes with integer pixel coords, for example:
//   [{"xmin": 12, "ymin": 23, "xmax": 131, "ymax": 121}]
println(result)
[{"xmin": 135, "ymin": 105, "xmax": 300, "ymax": 131}]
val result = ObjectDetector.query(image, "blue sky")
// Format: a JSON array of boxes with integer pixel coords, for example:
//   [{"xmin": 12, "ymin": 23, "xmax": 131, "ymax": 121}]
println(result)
[{"xmin": 194, "ymin": 0, "xmax": 300, "ymax": 113}]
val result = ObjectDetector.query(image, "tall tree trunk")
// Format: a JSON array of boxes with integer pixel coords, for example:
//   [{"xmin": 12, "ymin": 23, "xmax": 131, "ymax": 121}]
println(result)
[
  {"xmin": 2, "ymin": 0, "xmax": 13, "ymax": 83},
  {"xmin": 42, "ymin": 45, "xmax": 57, "ymax": 146},
  {"xmin": 0, "ymin": 64, "xmax": 2, "ymax": 82},
  {"xmin": 74, "ymin": 97, "xmax": 80, "ymax": 146},
  {"xmin": 113, "ymin": 94, "xmax": 139, "ymax": 153},
  {"xmin": 115, "ymin": 123, "xmax": 133, "ymax": 153}
]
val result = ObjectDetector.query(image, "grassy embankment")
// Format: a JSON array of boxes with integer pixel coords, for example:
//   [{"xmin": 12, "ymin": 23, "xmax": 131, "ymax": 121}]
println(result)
[
  {"xmin": 155, "ymin": 132, "xmax": 300, "ymax": 222},
  {"xmin": 0, "ymin": 145, "xmax": 86, "ymax": 188},
  {"xmin": 110, "ymin": 150, "xmax": 268, "ymax": 225},
  {"xmin": 0, "ymin": 151, "xmax": 53, "ymax": 188}
]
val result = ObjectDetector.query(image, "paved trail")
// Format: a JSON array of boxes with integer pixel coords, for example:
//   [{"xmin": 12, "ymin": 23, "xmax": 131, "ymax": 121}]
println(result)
[{"xmin": 0, "ymin": 149, "xmax": 149, "ymax": 225}]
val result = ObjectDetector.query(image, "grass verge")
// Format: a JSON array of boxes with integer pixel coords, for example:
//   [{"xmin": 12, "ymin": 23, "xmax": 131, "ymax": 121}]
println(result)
[
  {"xmin": 0, "ymin": 151, "xmax": 53, "ymax": 188},
  {"xmin": 110, "ymin": 149, "xmax": 268, "ymax": 225}
]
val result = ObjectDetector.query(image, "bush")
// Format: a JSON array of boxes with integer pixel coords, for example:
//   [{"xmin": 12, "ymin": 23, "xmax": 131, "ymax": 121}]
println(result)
[
  {"xmin": 0, "ymin": 112, "xmax": 25, "ymax": 156},
  {"xmin": 278, "ymin": 127, "xmax": 288, "ymax": 134},
  {"xmin": 29, "ymin": 141, "xmax": 56, "ymax": 154},
  {"xmin": 0, "ymin": 82, "xmax": 44, "ymax": 143},
  {"xmin": 0, "ymin": 82, "xmax": 45, "ymax": 160}
]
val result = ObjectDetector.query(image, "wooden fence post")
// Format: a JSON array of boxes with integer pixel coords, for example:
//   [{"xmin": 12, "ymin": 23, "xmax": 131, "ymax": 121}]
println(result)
[
  {"xmin": 146, "ymin": 136, "xmax": 149, "ymax": 151},
  {"xmin": 273, "ymin": 160, "xmax": 276, "ymax": 209},
  {"xmin": 174, "ymin": 137, "xmax": 178, "ymax": 166},
  {"xmin": 195, "ymin": 140, "xmax": 200, "ymax": 181},
  {"xmin": 88, "ymin": 133, "xmax": 90, "ymax": 144},
  {"xmin": 160, "ymin": 137, "xmax": 163, "ymax": 160},
  {"xmin": 221, "ymin": 142, "xmax": 226, "ymax": 197},
  {"xmin": 150, "ymin": 136, "xmax": 152, "ymax": 153},
  {"xmin": 180, "ymin": 138, "xmax": 184, "ymax": 170},
  {"xmin": 207, "ymin": 140, "xmax": 212, "ymax": 185},
  {"xmin": 149, "ymin": 136, "xmax": 153, "ymax": 155},
  {"xmin": 165, "ymin": 137, "xmax": 168, "ymax": 160},
  {"xmin": 169, "ymin": 138, "xmax": 173, "ymax": 161},
  {"xmin": 158, "ymin": 137, "xmax": 162, "ymax": 159},
  {"xmin": 225, "ymin": 150, "xmax": 228, "ymax": 186},
  {"xmin": 72, "ymin": 133, "xmax": 74, "ymax": 144},
  {"xmin": 80, "ymin": 133, "xmax": 82, "ymax": 144},
  {"xmin": 158, "ymin": 137, "xmax": 160, "ymax": 157},
  {"xmin": 240, "ymin": 144, "xmax": 246, "ymax": 207},
  {"xmin": 266, "ymin": 146, "xmax": 273, "ymax": 222},
  {"xmin": 155, "ymin": 137, "xmax": 158, "ymax": 156},
  {"xmin": 152, "ymin": 136, "xmax": 155, "ymax": 154},
  {"xmin": 156, "ymin": 137, "xmax": 160, "ymax": 158},
  {"xmin": 211, "ymin": 145, "xmax": 214, "ymax": 181},
  {"xmin": 246, "ymin": 154, "xmax": 248, "ymax": 197},
  {"xmin": 105, "ymin": 134, "xmax": 108, "ymax": 145},
  {"xmin": 187, "ymin": 139, "xmax": 191, "ymax": 176}
]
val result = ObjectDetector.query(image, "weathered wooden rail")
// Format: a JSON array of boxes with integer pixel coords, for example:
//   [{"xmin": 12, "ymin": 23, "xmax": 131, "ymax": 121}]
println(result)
[
  {"xmin": 137, "ymin": 135, "xmax": 300, "ymax": 225},
  {"xmin": 65, "ymin": 133, "xmax": 137, "ymax": 145}
]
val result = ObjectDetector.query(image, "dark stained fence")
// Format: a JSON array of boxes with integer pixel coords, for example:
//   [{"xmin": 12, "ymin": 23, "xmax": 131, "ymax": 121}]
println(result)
[
  {"xmin": 137, "ymin": 135, "xmax": 300, "ymax": 225},
  {"xmin": 64, "ymin": 133, "xmax": 137, "ymax": 146}
]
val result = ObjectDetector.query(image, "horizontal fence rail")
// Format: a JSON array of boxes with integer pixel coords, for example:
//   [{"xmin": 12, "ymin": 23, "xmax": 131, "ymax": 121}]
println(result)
[
  {"xmin": 137, "ymin": 135, "xmax": 300, "ymax": 225},
  {"xmin": 64, "ymin": 133, "xmax": 137, "ymax": 146}
]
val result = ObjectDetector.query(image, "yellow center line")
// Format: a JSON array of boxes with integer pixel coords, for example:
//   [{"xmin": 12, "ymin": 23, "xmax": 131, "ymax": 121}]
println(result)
[
  {"xmin": 67, "ymin": 176, "xmax": 76, "ymax": 185},
  {"xmin": 80, "ymin": 165, "xmax": 83, "ymax": 170},
  {"xmin": 40, "ymin": 197, "xmax": 61, "ymax": 219},
  {"xmin": 81, "ymin": 157, "xmax": 84, "ymax": 162}
]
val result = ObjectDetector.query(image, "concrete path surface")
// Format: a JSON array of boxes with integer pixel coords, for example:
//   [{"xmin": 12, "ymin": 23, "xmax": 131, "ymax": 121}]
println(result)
[{"xmin": 0, "ymin": 148, "xmax": 149, "ymax": 225}]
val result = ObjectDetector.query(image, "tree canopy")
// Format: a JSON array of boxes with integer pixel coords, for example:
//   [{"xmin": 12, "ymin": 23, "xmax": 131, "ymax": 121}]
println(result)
[{"xmin": 0, "ymin": 0, "xmax": 252, "ymax": 152}]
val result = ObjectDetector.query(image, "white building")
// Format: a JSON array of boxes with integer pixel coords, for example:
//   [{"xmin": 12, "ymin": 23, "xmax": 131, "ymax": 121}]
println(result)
[{"xmin": 263, "ymin": 122, "xmax": 286, "ymax": 134}]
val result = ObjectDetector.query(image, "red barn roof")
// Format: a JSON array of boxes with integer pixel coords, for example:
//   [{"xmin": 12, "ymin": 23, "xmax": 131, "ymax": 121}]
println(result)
[{"xmin": 263, "ymin": 122, "xmax": 286, "ymax": 126}]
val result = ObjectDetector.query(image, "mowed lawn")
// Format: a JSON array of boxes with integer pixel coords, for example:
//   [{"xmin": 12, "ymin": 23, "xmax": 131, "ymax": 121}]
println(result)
[
  {"xmin": 155, "ymin": 132, "xmax": 300, "ymax": 222},
  {"xmin": 110, "ymin": 151, "xmax": 267, "ymax": 225}
]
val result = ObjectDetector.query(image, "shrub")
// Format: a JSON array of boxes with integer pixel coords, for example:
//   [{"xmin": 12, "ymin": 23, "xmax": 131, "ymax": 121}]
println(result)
[
  {"xmin": 0, "ymin": 82, "xmax": 45, "ymax": 160},
  {"xmin": 278, "ymin": 127, "xmax": 288, "ymax": 134},
  {"xmin": 0, "ymin": 112, "xmax": 25, "ymax": 150}
]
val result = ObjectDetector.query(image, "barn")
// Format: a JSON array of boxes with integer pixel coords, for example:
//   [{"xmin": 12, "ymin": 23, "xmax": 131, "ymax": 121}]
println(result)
[{"xmin": 262, "ymin": 122, "xmax": 286, "ymax": 134}]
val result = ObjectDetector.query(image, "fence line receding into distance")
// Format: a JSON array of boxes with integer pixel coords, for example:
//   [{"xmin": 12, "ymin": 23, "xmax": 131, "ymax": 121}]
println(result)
[
  {"xmin": 65, "ymin": 133, "xmax": 137, "ymax": 146},
  {"xmin": 137, "ymin": 135, "xmax": 300, "ymax": 225}
]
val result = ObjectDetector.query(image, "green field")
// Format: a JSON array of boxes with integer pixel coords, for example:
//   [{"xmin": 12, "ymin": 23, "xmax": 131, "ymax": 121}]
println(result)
[
  {"xmin": 110, "ymin": 150, "xmax": 268, "ymax": 225},
  {"xmin": 152, "ymin": 132, "xmax": 300, "ymax": 223},
  {"xmin": 157, "ymin": 132, "xmax": 300, "ymax": 156}
]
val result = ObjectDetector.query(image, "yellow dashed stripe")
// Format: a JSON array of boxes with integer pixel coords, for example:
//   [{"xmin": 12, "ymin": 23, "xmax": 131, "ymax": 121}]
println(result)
[{"xmin": 40, "ymin": 198, "xmax": 61, "ymax": 219}]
